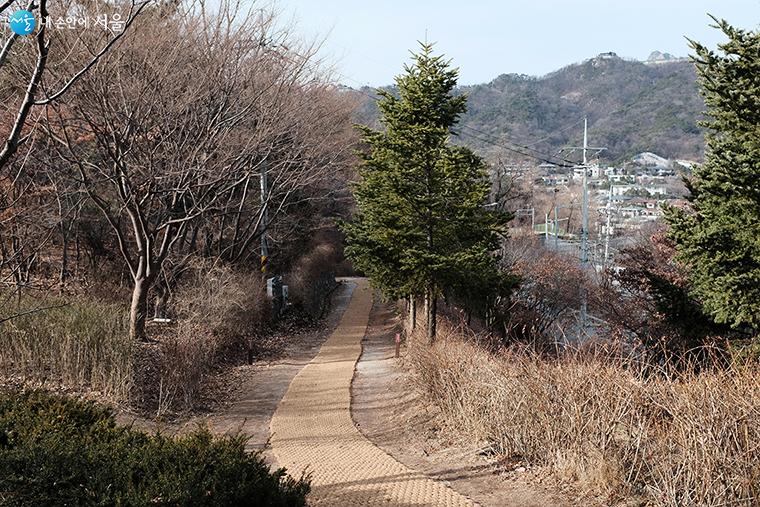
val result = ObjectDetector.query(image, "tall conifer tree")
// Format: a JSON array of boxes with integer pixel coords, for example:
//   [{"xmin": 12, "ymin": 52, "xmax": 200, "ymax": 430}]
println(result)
[
  {"xmin": 666, "ymin": 19, "xmax": 760, "ymax": 335},
  {"xmin": 343, "ymin": 44, "xmax": 508, "ymax": 341}
]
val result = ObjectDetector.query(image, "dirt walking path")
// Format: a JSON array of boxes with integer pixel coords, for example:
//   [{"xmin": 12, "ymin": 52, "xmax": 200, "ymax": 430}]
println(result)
[
  {"xmin": 270, "ymin": 278, "xmax": 478, "ymax": 506},
  {"xmin": 116, "ymin": 281, "xmax": 356, "ymax": 457},
  {"xmin": 208, "ymin": 280, "xmax": 356, "ymax": 454}
]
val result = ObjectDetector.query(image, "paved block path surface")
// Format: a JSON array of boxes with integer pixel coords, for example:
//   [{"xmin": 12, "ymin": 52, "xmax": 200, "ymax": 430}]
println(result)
[{"xmin": 270, "ymin": 278, "xmax": 478, "ymax": 506}]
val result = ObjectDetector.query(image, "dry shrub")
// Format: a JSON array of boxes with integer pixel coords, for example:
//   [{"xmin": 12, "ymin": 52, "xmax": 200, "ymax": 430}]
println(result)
[
  {"xmin": 154, "ymin": 324, "xmax": 215, "ymax": 414},
  {"xmin": 155, "ymin": 263, "xmax": 268, "ymax": 413},
  {"xmin": 408, "ymin": 321, "xmax": 760, "ymax": 506},
  {"xmin": 591, "ymin": 227, "xmax": 734, "ymax": 364},
  {"xmin": 497, "ymin": 235, "xmax": 591, "ymax": 346},
  {"xmin": 0, "ymin": 294, "xmax": 133, "ymax": 401},
  {"xmin": 172, "ymin": 262, "xmax": 269, "ymax": 347},
  {"xmin": 287, "ymin": 243, "xmax": 339, "ymax": 319}
]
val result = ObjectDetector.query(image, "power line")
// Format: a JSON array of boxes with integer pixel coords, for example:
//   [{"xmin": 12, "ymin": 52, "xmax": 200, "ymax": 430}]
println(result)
[
  {"xmin": 520, "ymin": 118, "xmax": 586, "ymax": 147},
  {"xmin": 460, "ymin": 123, "xmax": 579, "ymax": 164},
  {"xmin": 456, "ymin": 124, "xmax": 579, "ymax": 167},
  {"xmin": 457, "ymin": 90, "xmax": 667, "ymax": 166},
  {"xmin": 453, "ymin": 128, "xmax": 575, "ymax": 167}
]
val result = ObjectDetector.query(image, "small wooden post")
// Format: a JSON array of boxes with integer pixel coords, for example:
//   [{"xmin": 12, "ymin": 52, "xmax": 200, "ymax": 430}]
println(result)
[{"xmin": 395, "ymin": 332, "xmax": 401, "ymax": 358}]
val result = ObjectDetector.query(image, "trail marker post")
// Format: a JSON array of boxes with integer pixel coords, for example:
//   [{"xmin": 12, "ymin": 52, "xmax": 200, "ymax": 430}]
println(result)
[{"xmin": 395, "ymin": 333, "xmax": 401, "ymax": 358}]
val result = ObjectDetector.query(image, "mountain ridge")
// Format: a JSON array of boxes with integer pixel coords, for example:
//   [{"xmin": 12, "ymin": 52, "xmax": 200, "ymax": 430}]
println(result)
[{"xmin": 354, "ymin": 53, "xmax": 704, "ymax": 163}]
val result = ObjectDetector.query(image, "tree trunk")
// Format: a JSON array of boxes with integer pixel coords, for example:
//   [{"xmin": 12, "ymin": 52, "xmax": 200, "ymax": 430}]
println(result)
[
  {"xmin": 74, "ymin": 230, "xmax": 80, "ymax": 277},
  {"xmin": 60, "ymin": 231, "xmax": 69, "ymax": 284},
  {"xmin": 129, "ymin": 276, "xmax": 150, "ymax": 341},
  {"xmin": 408, "ymin": 296, "xmax": 416, "ymax": 331},
  {"xmin": 425, "ymin": 289, "xmax": 437, "ymax": 343},
  {"xmin": 153, "ymin": 279, "xmax": 168, "ymax": 319},
  {"xmin": 424, "ymin": 292, "xmax": 429, "ymax": 331}
]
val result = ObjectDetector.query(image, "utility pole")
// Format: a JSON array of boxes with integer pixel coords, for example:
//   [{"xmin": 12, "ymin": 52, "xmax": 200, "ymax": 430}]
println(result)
[
  {"xmin": 604, "ymin": 185, "xmax": 613, "ymax": 266},
  {"xmin": 581, "ymin": 118, "xmax": 589, "ymax": 263},
  {"xmin": 579, "ymin": 118, "xmax": 590, "ymax": 333},
  {"xmin": 559, "ymin": 117, "xmax": 605, "ymax": 263},
  {"xmin": 259, "ymin": 161, "xmax": 269, "ymax": 277},
  {"xmin": 559, "ymin": 117, "xmax": 605, "ymax": 339}
]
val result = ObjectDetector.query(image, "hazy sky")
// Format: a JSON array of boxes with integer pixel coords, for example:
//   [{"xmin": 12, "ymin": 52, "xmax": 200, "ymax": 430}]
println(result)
[{"xmin": 275, "ymin": 0, "xmax": 760, "ymax": 86}]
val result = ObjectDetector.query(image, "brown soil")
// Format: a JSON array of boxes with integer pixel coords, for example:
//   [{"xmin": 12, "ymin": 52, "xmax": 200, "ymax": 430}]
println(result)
[{"xmin": 351, "ymin": 295, "xmax": 603, "ymax": 507}]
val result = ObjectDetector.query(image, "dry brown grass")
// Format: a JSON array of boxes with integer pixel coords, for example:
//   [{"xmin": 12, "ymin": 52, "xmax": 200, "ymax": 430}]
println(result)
[
  {"xmin": 0, "ymin": 294, "xmax": 133, "ymax": 401},
  {"xmin": 408, "ymin": 322, "xmax": 760, "ymax": 506}
]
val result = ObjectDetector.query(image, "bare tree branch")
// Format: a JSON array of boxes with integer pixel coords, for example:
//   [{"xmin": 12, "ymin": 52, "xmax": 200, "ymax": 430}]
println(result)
[{"xmin": 33, "ymin": 0, "xmax": 152, "ymax": 106}]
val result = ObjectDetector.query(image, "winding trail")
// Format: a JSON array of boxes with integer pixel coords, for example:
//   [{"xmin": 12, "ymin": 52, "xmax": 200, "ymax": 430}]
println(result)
[{"xmin": 270, "ymin": 278, "xmax": 478, "ymax": 506}]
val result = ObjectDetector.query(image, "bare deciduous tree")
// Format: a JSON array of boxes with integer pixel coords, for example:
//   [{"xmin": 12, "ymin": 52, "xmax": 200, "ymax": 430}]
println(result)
[
  {"xmin": 1, "ymin": 0, "xmax": 149, "ymax": 171},
  {"xmin": 0, "ymin": 0, "xmax": 149, "ymax": 322},
  {"xmin": 44, "ymin": 2, "xmax": 356, "ymax": 340}
]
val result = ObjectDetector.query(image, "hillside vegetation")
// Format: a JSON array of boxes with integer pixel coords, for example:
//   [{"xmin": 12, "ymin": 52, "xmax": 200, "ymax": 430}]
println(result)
[
  {"xmin": 408, "ymin": 321, "xmax": 759, "ymax": 506},
  {"xmin": 355, "ymin": 55, "xmax": 704, "ymax": 162}
]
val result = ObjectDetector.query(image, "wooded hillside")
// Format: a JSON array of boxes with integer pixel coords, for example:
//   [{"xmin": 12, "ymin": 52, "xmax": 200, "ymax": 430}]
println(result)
[{"xmin": 355, "ymin": 55, "xmax": 704, "ymax": 162}]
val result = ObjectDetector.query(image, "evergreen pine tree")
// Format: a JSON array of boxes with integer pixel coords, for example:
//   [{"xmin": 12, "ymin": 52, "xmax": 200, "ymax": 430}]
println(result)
[
  {"xmin": 665, "ymin": 19, "xmax": 760, "ymax": 335},
  {"xmin": 343, "ymin": 44, "xmax": 510, "ymax": 341}
]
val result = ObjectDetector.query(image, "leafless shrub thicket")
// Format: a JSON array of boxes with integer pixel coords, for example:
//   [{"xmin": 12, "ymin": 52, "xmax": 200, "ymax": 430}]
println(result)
[
  {"xmin": 287, "ymin": 242, "xmax": 340, "ymax": 319},
  {"xmin": 492, "ymin": 233, "xmax": 591, "ymax": 347},
  {"xmin": 592, "ymin": 226, "xmax": 737, "ymax": 365},
  {"xmin": 149, "ymin": 263, "xmax": 268, "ymax": 414},
  {"xmin": 489, "ymin": 229, "xmax": 738, "ymax": 366},
  {"xmin": 407, "ymin": 322, "xmax": 759, "ymax": 506}
]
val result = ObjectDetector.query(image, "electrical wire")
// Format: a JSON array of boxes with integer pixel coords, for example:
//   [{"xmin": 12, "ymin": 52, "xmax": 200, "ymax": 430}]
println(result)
[
  {"xmin": 454, "ymin": 127, "xmax": 577, "ymax": 167},
  {"xmin": 457, "ymin": 124, "xmax": 579, "ymax": 167},
  {"xmin": 459, "ymin": 123, "xmax": 578, "ymax": 162},
  {"xmin": 520, "ymin": 118, "xmax": 586, "ymax": 147}
]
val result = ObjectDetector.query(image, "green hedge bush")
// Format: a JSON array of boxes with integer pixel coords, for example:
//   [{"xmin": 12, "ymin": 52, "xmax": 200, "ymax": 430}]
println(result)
[{"xmin": 0, "ymin": 392, "xmax": 309, "ymax": 506}]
